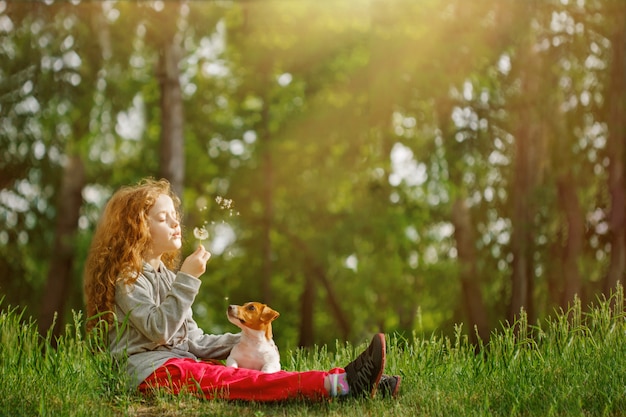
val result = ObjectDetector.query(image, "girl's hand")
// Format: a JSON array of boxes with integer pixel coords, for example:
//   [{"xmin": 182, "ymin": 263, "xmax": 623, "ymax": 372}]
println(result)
[{"xmin": 180, "ymin": 245, "xmax": 212, "ymax": 278}]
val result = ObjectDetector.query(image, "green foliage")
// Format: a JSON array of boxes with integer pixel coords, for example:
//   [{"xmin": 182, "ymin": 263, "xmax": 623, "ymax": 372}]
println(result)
[
  {"xmin": 2, "ymin": 0, "xmax": 626, "ymax": 352},
  {"xmin": 2, "ymin": 290, "xmax": 626, "ymax": 416},
  {"xmin": 0, "ymin": 305, "xmax": 132, "ymax": 416}
]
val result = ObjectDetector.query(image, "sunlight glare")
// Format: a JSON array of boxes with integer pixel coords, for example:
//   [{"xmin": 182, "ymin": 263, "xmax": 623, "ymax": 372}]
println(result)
[{"xmin": 389, "ymin": 142, "xmax": 427, "ymax": 187}]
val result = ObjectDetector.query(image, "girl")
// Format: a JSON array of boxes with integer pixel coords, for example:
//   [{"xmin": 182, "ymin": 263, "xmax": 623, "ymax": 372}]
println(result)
[{"xmin": 83, "ymin": 178, "xmax": 399, "ymax": 401}]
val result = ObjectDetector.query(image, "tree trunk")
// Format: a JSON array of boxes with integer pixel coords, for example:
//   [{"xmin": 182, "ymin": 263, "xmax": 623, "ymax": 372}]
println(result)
[
  {"xmin": 509, "ymin": 137, "xmax": 536, "ymax": 322},
  {"xmin": 604, "ymin": 4, "xmax": 626, "ymax": 296},
  {"xmin": 434, "ymin": 98, "xmax": 490, "ymax": 339},
  {"xmin": 452, "ymin": 198, "xmax": 490, "ymax": 343},
  {"xmin": 38, "ymin": 154, "xmax": 85, "ymax": 338},
  {"xmin": 157, "ymin": 26, "xmax": 185, "ymax": 198},
  {"xmin": 279, "ymin": 225, "xmax": 351, "ymax": 340},
  {"xmin": 240, "ymin": 0, "xmax": 274, "ymax": 306},
  {"xmin": 260, "ymin": 101, "xmax": 274, "ymax": 304},
  {"xmin": 557, "ymin": 174, "xmax": 584, "ymax": 307},
  {"xmin": 509, "ymin": 43, "xmax": 542, "ymax": 324}
]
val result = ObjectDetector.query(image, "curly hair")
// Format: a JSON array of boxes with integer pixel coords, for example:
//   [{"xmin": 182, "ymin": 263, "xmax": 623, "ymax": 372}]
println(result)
[{"xmin": 84, "ymin": 178, "xmax": 181, "ymax": 332}]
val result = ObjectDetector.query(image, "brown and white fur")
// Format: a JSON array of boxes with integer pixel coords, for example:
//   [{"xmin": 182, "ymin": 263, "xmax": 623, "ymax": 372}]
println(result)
[{"xmin": 226, "ymin": 302, "xmax": 281, "ymax": 373}]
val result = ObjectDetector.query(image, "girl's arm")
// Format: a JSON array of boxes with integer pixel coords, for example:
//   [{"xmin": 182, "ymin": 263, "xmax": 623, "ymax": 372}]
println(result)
[
  {"xmin": 115, "ymin": 271, "xmax": 200, "ymax": 345},
  {"xmin": 186, "ymin": 318, "xmax": 241, "ymax": 359}
]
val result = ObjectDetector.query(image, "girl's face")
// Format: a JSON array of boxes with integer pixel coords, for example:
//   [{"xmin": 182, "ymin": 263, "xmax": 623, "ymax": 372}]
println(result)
[{"xmin": 145, "ymin": 194, "xmax": 182, "ymax": 257}]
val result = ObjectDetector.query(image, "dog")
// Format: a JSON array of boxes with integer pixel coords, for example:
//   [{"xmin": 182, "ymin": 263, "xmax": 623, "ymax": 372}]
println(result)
[{"xmin": 226, "ymin": 302, "xmax": 281, "ymax": 373}]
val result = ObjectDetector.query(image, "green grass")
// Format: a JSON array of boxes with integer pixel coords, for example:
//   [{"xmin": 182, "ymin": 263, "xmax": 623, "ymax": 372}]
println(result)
[{"xmin": 2, "ymin": 289, "xmax": 626, "ymax": 416}]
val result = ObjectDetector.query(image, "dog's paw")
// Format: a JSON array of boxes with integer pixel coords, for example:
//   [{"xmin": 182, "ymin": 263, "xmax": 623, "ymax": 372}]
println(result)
[
  {"xmin": 261, "ymin": 363, "xmax": 281, "ymax": 373},
  {"xmin": 225, "ymin": 357, "xmax": 239, "ymax": 368}
]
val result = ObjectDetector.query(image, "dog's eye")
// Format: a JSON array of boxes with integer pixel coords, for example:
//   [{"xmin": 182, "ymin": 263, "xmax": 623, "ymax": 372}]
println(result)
[{"xmin": 246, "ymin": 305, "xmax": 256, "ymax": 311}]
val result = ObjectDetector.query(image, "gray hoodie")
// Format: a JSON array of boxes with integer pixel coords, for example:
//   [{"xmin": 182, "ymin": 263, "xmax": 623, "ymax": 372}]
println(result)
[{"xmin": 109, "ymin": 262, "xmax": 240, "ymax": 388}]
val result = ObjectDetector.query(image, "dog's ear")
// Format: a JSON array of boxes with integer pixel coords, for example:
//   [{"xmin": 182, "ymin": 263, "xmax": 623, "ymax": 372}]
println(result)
[{"xmin": 261, "ymin": 306, "xmax": 280, "ymax": 322}]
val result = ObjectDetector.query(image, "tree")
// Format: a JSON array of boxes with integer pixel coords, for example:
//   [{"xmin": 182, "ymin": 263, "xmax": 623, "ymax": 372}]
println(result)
[
  {"xmin": 4, "ymin": 0, "xmax": 626, "ymax": 349},
  {"xmin": 37, "ymin": 3, "xmax": 113, "ymax": 338},
  {"xmin": 603, "ymin": 0, "xmax": 626, "ymax": 295},
  {"xmin": 155, "ymin": 2, "xmax": 185, "ymax": 197},
  {"xmin": 214, "ymin": 0, "xmax": 370, "ymax": 345}
]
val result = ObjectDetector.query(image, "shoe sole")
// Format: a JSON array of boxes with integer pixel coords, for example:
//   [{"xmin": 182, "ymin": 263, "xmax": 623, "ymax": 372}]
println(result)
[{"xmin": 370, "ymin": 333, "xmax": 386, "ymax": 398}]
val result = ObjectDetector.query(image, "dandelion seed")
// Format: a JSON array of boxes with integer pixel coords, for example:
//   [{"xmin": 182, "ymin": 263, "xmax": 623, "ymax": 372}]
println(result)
[{"xmin": 216, "ymin": 195, "xmax": 234, "ymax": 210}]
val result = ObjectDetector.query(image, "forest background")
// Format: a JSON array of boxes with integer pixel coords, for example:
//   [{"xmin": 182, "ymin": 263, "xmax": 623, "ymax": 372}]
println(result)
[{"xmin": 1, "ymin": 0, "xmax": 626, "ymax": 351}]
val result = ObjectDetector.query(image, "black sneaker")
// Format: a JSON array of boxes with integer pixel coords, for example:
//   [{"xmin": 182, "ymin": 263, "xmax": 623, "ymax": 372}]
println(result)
[
  {"xmin": 344, "ymin": 333, "xmax": 386, "ymax": 398},
  {"xmin": 378, "ymin": 374, "xmax": 401, "ymax": 399}
]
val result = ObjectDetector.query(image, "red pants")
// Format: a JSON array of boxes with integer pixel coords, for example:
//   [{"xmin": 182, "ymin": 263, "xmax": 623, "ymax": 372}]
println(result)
[{"xmin": 138, "ymin": 358, "xmax": 344, "ymax": 402}]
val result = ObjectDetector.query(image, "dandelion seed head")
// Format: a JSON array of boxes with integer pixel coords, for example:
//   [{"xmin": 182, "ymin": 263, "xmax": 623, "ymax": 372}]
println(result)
[{"xmin": 193, "ymin": 226, "xmax": 209, "ymax": 241}]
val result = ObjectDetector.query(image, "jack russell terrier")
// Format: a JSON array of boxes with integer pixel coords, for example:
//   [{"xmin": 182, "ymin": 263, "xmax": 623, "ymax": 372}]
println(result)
[{"xmin": 226, "ymin": 302, "xmax": 281, "ymax": 373}]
